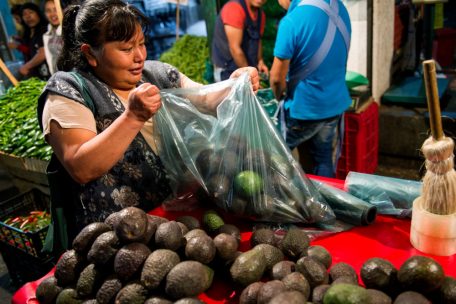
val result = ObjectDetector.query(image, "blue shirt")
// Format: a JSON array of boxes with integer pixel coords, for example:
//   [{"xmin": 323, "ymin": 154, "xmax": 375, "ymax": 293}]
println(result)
[{"xmin": 274, "ymin": 0, "xmax": 352, "ymax": 120}]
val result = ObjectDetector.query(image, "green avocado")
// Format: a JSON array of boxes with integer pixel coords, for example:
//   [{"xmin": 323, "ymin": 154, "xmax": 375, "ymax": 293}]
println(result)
[
  {"xmin": 165, "ymin": 261, "xmax": 214, "ymax": 299},
  {"xmin": 230, "ymin": 248, "xmax": 266, "ymax": 286},
  {"xmin": 141, "ymin": 249, "xmax": 180, "ymax": 290},
  {"xmin": 323, "ymin": 283, "xmax": 371, "ymax": 304},
  {"xmin": 55, "ymin": 288, "xmax": 83, "ymax": 304},
  {"xmin": 35, "ymin": 276, "xmax": 62, "ymax": 304},
  {"xmin": 234, "ymin": 170, "xmax": 264, "ymax": 198}
]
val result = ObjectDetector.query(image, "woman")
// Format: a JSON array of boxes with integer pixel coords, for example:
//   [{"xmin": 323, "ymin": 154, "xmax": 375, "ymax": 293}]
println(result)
[
  {"xmin": 18, "ymin": 2, "xmax": 50, "ymax": 79},
  {"xmin": 38, "ymin": 0, "xmax": 259, "ymax": 250},
  {"xmin": 43, "ymin": 0, "xmax": 63, "ymax": 75}
]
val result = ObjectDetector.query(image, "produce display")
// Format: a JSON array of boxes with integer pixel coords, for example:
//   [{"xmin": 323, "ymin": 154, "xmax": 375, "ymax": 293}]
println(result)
[
  {"xmin": 35, "ymin": 206, "xmax": 456, "ymax": 304},
  {"xmin": 2, "ymin": 210, "xmax": 50, "ymax": 233},
  {"xmin": 159, "ymin": 35, "xmax": 210, "ymax": 84},
  {"xmin": 0, "ymin": 78, "xmax": 51, "ymax": 160}
]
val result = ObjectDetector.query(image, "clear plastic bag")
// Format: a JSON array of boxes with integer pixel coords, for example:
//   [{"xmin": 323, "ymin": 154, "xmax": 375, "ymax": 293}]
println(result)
[{"xmin": 153, "ymin": 73, "xmax": 335, "ymax": 224}]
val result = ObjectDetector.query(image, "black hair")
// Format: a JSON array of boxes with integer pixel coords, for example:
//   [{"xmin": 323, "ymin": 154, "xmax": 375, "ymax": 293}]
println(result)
[
  {"xmin": 20, "ymin": 2, "xmax": 48, "ymax": 38},
  {"xmin": 57, "ymin": 0, "xmax": 150, "ymax": 72},
  {"xmin": 11, "ymin": 4, "xmax": 22, "ymax": 16}
]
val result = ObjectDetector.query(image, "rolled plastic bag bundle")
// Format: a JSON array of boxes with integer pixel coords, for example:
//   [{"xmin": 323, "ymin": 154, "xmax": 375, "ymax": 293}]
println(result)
[
  {"xmin": 345, "ymin": 172, "xmax": 421, "ymax": 217},
  {"xmin": 153, "ymin": 73, "xmax": 335, "ymax": 224},
  {"xmin": 312, "ymin": 180, "xmax": 377, "ymax": 226}
]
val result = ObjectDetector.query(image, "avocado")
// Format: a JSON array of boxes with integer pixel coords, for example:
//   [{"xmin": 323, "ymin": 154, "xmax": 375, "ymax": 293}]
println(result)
[
  {"xmin": 331, "ymin": 276, "xmax": 359, "ymax": 286},
  {"xmin": 268, "ymin": 290, "xmax": 308, "ymax": 304},
  {"xmin": 144, "ymin": 297, "xmax": 173, "ymax": 304},
  {"xmin": 393, "ymin": 291, "xmax": 430, "ymax": 304},
  {"xmin": 230, "ymin": 248, "xmax": 266, "ymax": 286},
  {"xmin": 176, "ymin": 215, "xmax": 200, "ymax": 231},
  {"xmin": 269, "ymin": 153, "xmax": 293, "ymax": 177},
  {"xmin": 229, "ymin": 196, "xmax": 248, "ymax": 215},
  {"xmin": 253, "ymin": 244, "xmax": 284, "ymax": 272},
  {"xmin": 257, "ymin": 280, "xmax": 287, "ymax": 304},
  {"xmin": 155, "ymin": 221, "xmax": 185, "ymax": 251},
  {"xmin": 329, "ymin": 262, "xmax": 358, "ymax": 284},
  {"xmin": 165, "ymin": 261, "xmax": 214, "ymax": 299},
  {"xmin": 55, "ymin": 288, "xmax": 83, "ymax": 304},
  {"xmin": 184, "ymin": 229, "xmax": 208, "ymax": 242},
  {"xmin": 307, "ymin": 245, "xmax": 332, "ymax": 269},
  {"xmin": 239, "ymin": 281, "xmax": 264, "ymax": 304},
  {"xmin": 248, "ymin": 194, "xmax": 275, "ymax": 219},
  {"xmin": 280, "ymin": 228, "xmax": 310, "ymax": 260},
  {"xmin": 360, "ymin": 257, "xmax": 398, "ymax": 294},
  {"xmin": 87, "ymin": 231, "xmax": 120, "ymax": 266},
  {"xmin": 96, "ymin": 275, "xmax": 122, "ymax": 304},
  {"xmin": 213, "ymin": 233, "xmax": 239, "ymax": 261},
  {"xmin": 195, "ymin": 148, "xmax": 217, "ymax": 178},
  {"xmin": 139, "ymin": 214, "xmax": 159, "ymax": 245},
  {"xmin": 296, "ymin": 256, "xmax": 329, "ymax": 289},
  {"xmin": 323, "ymin": 283, "xmax": 370, "ymax": 304},
  {"xmin": 397, "ymin": 255, "xmax": 445, "ymax": 294},
  {"xmin": 115, "ymin": 282, "xmax": 148, "ymax": 304},
  {"xmin": 114, "ymin": 207, "xmax": 149, "ymax": 243},
  {"xmin": 54, "ymin": 249, "xmax": 86, "ymax": 287},
  {"xmin": 243, "ymin": 149, "xmax": 271, "ymax": 172},
  {"xmin": 177, "ymin": 221, "xmax": 189, "ymax": 236},
  {"xmin": 312, "ymin": 284, "xmax": 331, "ymax": 304},
  {"xmin": 206, "ymin": 173, "xmax": 232, "ymax": 204},
  {"xmin": 234, "ymin": 170, "xmax": 264, "ymax": 198},
  {"xmin": 114, "ymin": 242, "xmax": 151, "ymax": 282},
  {"xmin": 217, "ymin": 224, "xmax": 241, "ymax": 244},
  {"xmin": 104, "ymin": 211, "xmax": 120, "ymax": 229},
  {"xmin": 202, "ymin": 210, "xmax": 225, "ymax": 234},
  {"xmin": 76, "ymin": 263, "xmax": 104, "ymax": 297},
  {"xmin": 367, "ymin": 289, "xmax": 392, "ymax": 304},
  {"xmin": 174, "ymin": 298, "xmax": 206, "ymax": 304},
  {"xmin": 219, "ymin": 149, "xmax": 239, "ymax": 178},
  {"xmin": 35, "ymin": 276, "xmax": 62, "ymax": 304},
  {"xmin": 271, "ymin": 260, "xmax": 296, "ymax": 280},
  {"xmin": 225, "ymin": 134, "xmax": 248, "ymax": 155},
  {"xmin": 440, "ymin": 276, "xmax": 456, "ymax": 304},
  {"xmin": 282, "ymin": 272, "xmax": 311, "ymax": 300},
  {"xmin": 141, "ymin": 249, "xmax": 181, "ymax": 290},
  {"xmin": 250, "ymin": 228, "xmax": 276, "ymax": 247},
  {"xmin": 72, "ymin": 222, "xmax": 111, "ymax": 254}
]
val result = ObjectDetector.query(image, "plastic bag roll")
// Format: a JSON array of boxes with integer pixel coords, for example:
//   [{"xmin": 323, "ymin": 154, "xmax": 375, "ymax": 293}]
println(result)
[
  {"xmin": 313, "ymin": 180, "xmax": 377, "ymax": 226},
  {"xmin": 345, "ymin": 172, "xmax": 421, "ymax": 217}
]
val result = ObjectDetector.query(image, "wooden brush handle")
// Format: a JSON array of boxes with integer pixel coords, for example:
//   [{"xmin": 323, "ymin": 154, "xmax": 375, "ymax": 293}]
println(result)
[
  {"xmin": 423, "ymin": 59, "xmax": 443, "ymax": 140},
  {"xmin": 0, "ymin": 58, "xmax": 18, "ymax": 87}
]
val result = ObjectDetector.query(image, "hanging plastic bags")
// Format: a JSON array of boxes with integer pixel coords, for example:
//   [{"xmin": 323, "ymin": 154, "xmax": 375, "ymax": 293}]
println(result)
[{"xmin": 153, "ymin": 73, "xmax": 335, "ymax": 224}]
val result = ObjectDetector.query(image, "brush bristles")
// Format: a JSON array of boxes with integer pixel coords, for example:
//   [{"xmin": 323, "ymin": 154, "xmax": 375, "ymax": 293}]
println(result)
[{"xmin": 421, "ymin": 136, "xmax": 456, "ymax": 215}]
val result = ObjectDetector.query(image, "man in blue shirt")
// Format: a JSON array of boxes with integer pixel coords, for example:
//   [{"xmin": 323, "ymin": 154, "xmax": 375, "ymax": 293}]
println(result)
[{"xmin": 270, "ymin": 0, "xmax": 351, "ymax": 177}]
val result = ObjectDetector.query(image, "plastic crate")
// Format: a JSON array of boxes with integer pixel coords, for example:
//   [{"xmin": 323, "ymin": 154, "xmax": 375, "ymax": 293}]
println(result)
[
  {"xmin": 336, "ymin": 101, "xmax": 379, "ymax": 179},
  {"xmin": 0, "ymin": 188, "xmax": 50, "ymax": 258}
]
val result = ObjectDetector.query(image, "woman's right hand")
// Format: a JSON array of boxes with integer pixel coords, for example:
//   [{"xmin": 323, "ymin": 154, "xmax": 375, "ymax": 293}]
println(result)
[{"xmin": 125, "ymin": 83, "xmax": 162, "ymax": 122}]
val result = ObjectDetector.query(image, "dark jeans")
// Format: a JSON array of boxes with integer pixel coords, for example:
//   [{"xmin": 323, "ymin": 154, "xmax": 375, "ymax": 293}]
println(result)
[{"xmin": 285, "ymin": 112, "xmax": 341, "ymax": 178}]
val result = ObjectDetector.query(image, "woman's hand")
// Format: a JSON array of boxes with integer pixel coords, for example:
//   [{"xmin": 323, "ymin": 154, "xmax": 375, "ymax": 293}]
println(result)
[
  {"xmin": 230, "ymin": 66, "xmax": 260, "ymax": 93},
  {"xmin": 125, "ymin": 83, "xmax": 162, "ymax": 123}
]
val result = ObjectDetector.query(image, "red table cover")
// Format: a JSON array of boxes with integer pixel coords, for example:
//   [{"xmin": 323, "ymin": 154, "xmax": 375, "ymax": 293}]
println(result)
[{"xmin": 12, "ymin": 175, "xmax": 456, "ymax": 304}]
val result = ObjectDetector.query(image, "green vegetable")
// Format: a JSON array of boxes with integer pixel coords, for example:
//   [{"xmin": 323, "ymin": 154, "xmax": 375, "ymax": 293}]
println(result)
[
  {"xmin": 0, "ymin": 78, "xmax": 50, "ymax": 160},
  {"xmin": 159, "ymin": 35, "xmax": 210, "ymax": 84}
]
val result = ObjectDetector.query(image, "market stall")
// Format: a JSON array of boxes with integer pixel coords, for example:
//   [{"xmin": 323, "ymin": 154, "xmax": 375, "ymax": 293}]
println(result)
[{"xmin": 10, "ymin": 174, "xmax": 456, "ymax": 304}]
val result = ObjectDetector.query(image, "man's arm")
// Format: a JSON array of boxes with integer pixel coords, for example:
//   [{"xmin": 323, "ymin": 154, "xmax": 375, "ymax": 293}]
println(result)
[
  {"xmin": 224, "ymin": 25, "xmax": 249, "ymax": 68},
  {"xmin": 257, "ymin": 40, "xmax": 269, "ymax": 75},
  {"xmin": 269, "ymin": 57, "xmax": 290, "ymax": 100},
  {"xmin": 19, "ymin": 47, "xmax": 46, "ymax": 76}
]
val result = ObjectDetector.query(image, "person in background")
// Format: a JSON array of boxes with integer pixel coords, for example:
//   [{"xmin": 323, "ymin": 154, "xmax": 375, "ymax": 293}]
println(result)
[
  {"xmin": 7, "ymin": 4, "xmax": 29, "ymax": 62},
  {"xmin": 269, "ymin": 0, "xmax": 351, "ymax": 178},
  {"xmin": 43, "ymin": 0, "xmax": 63, "ymax": 75},
  {"xmin": 37, "ymin": 0, "xmax": 259, "ymax": 250},
  {"xmin": 18, "ymin": 2, "xmax": 50, "ymax": 79},
  {"xmin": 211, "ymin": 0, "xmax": 269, "ymax": 82}
]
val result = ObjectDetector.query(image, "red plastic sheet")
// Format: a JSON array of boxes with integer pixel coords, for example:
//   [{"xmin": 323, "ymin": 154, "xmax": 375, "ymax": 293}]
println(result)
[{"xmin": 12, "ymin": 175, "xmax": 456, "ymax": 304}]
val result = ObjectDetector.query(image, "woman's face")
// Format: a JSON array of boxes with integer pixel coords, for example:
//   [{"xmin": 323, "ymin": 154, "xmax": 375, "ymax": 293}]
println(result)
[
  {"xmin": 22, "ymin": 8, "xmax": 40, "ymax": 28},
  {"xmin": 45, "ymin": 1, "xmax": 60, "ymax": 27},
  {"xmin": 89, "ymin": 25, "xmax": 147, "ymax": 91}
]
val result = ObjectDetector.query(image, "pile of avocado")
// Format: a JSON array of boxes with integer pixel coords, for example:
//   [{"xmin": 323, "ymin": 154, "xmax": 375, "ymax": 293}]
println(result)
[
  {"xmin": 194, "ymin": 133, "xmax": 332, "ymax": 225},
  {"xmin": 35, "ymin": 207, "xmax": 456, "ymax": 304},
  {"xmin": 236, "ymin": 226, "xmax": 456, "ymax": 304}
]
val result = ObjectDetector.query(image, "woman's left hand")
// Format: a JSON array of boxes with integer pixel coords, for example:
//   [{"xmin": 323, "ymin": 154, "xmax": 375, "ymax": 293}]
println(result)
[{"xmin": 229, "ymin": 67, "xmax": 260, "ymax": 93}]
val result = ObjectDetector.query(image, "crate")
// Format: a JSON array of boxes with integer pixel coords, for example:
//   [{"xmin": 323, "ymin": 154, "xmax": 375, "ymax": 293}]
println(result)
[
  {"xmin": 0, "ymin": 242, "xmax": 55, "ymax": 287},
  {"xmin": 0, "ymin": 188, "xmax": 50, "ymax": 258},
  {"xmin": 336, "ymin": 101, "xmax": 379, "ymax": 179}
]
